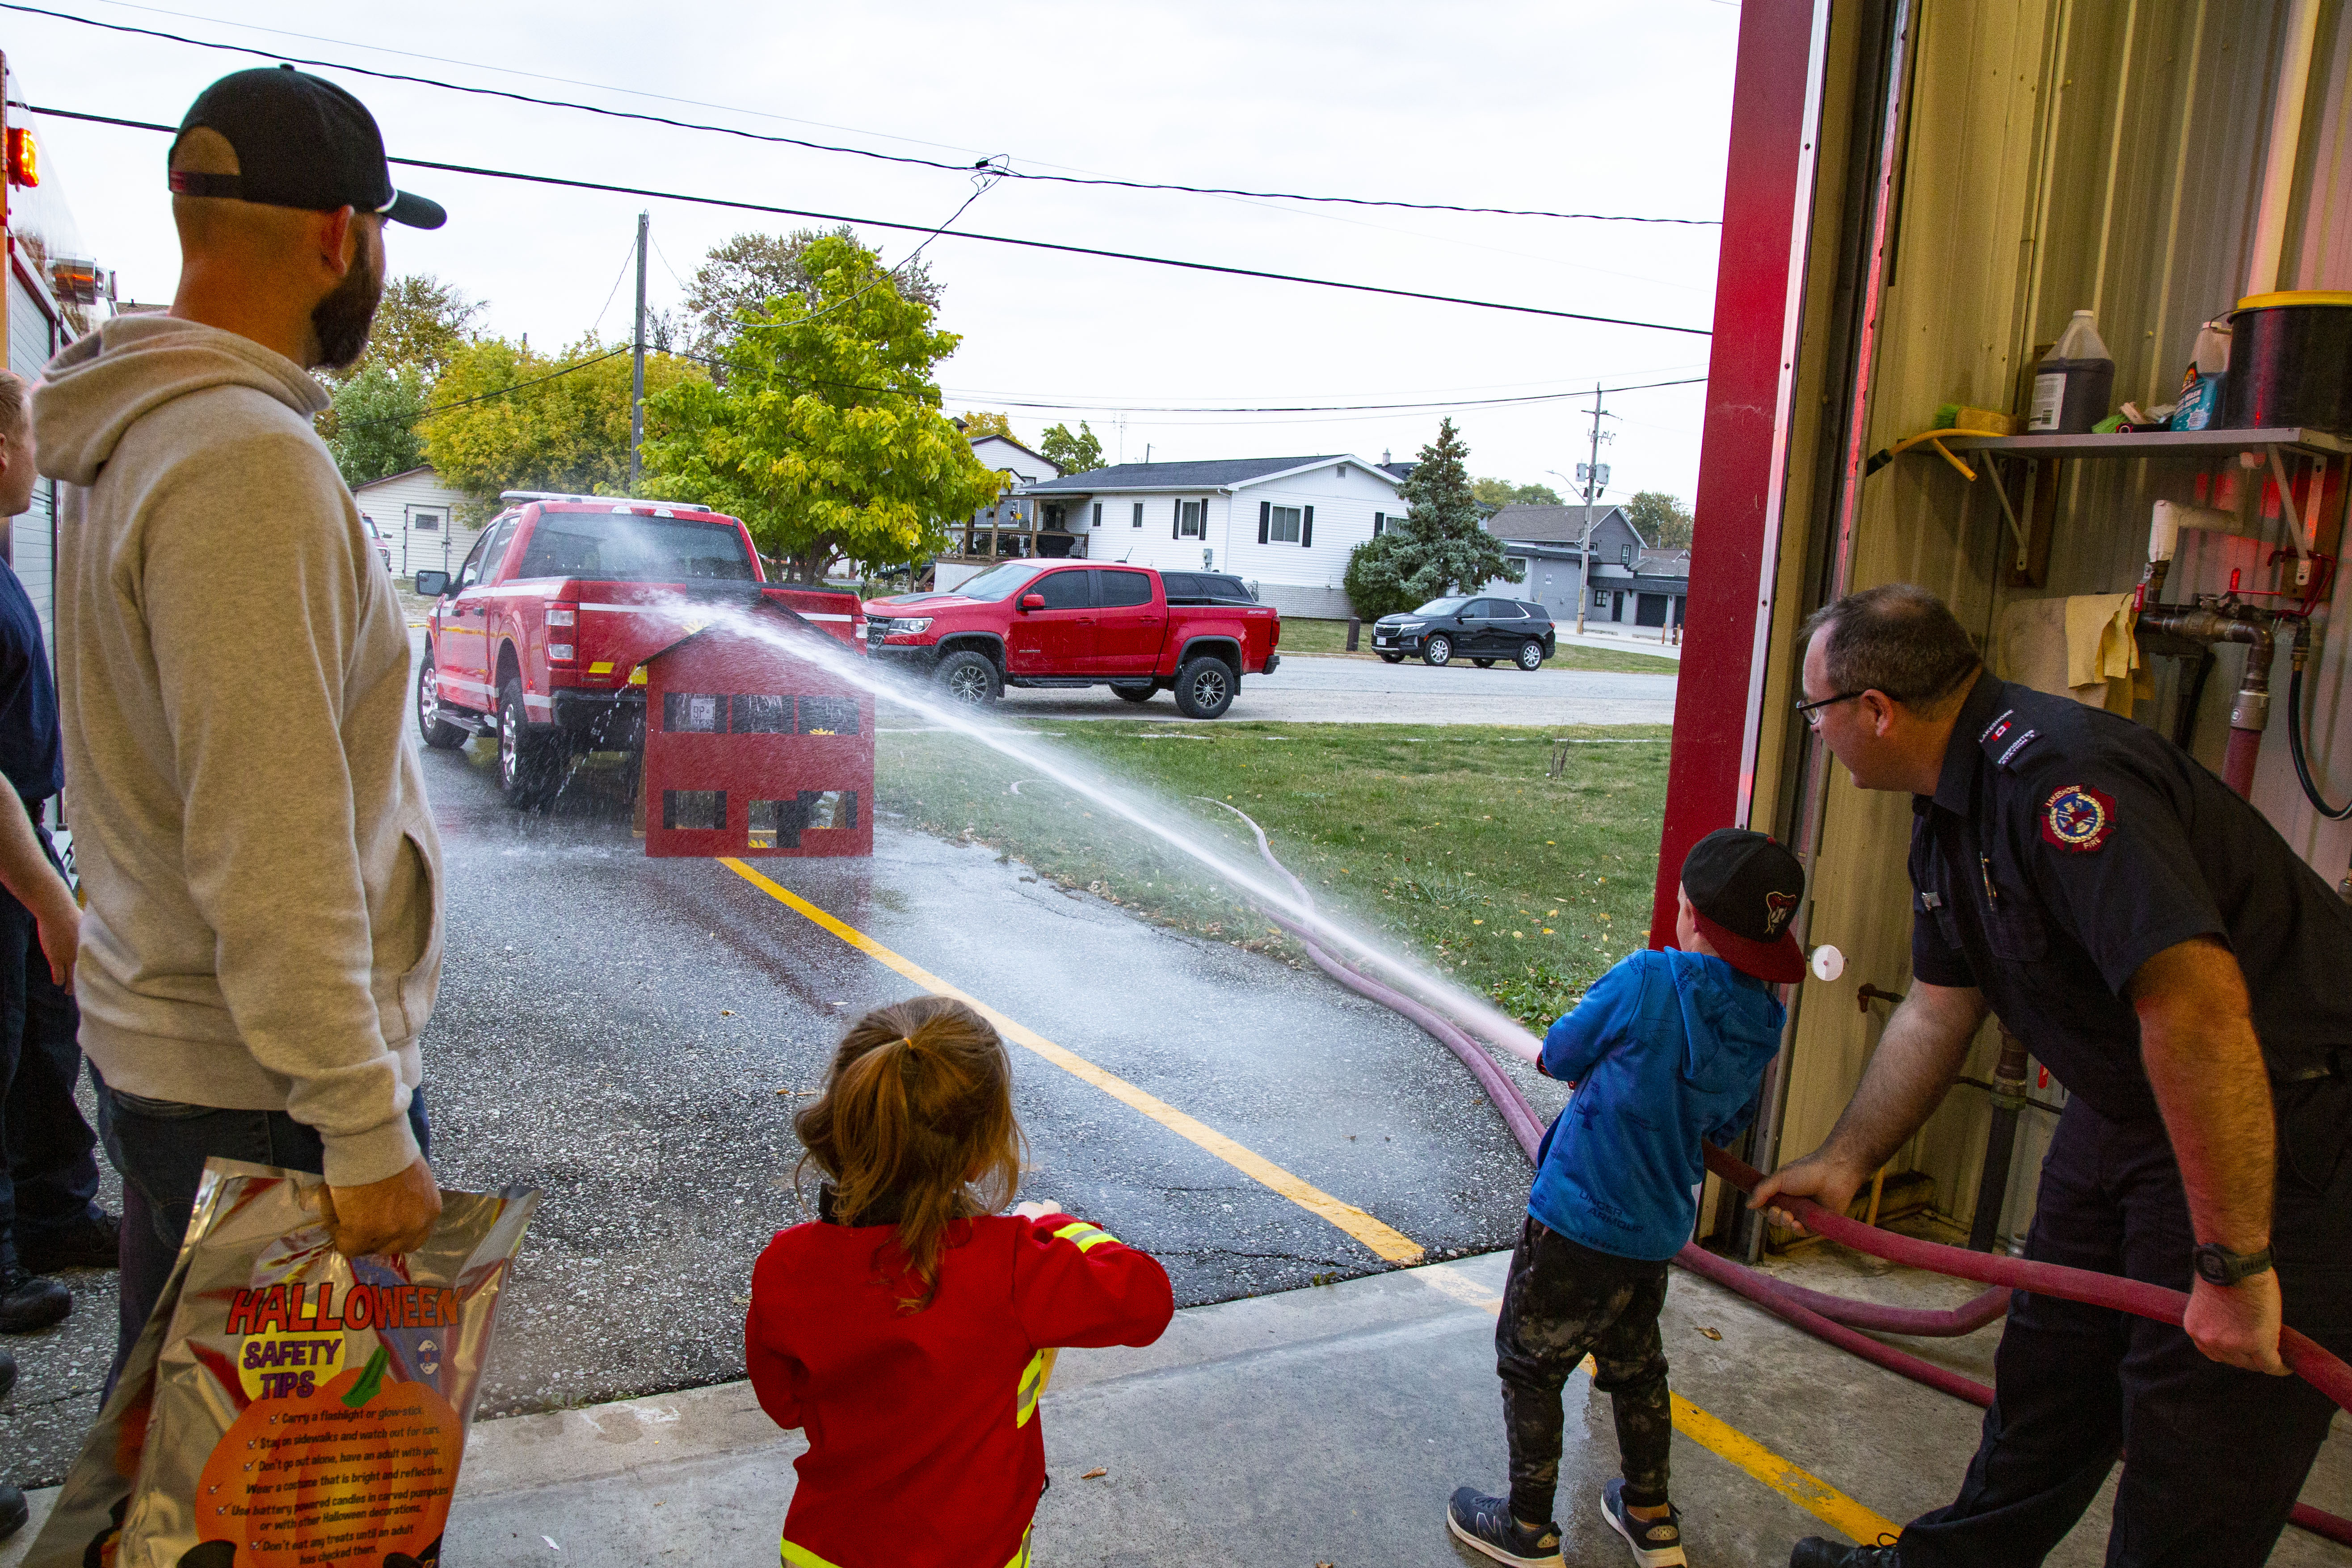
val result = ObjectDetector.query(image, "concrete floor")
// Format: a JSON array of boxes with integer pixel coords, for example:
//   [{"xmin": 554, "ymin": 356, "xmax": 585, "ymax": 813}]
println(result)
[{"xmin": 13, "ymin": 1243, "xmax": 2342, "ymax": 1568}]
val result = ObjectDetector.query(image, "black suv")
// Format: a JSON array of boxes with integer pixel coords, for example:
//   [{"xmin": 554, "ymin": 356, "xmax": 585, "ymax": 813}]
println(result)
[{"xmin": 1370, "ymin": 597, "xmax": 1556, "ymax": 669}]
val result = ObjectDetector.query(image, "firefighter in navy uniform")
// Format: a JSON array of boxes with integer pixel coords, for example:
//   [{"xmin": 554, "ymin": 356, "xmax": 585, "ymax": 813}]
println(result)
[{"xmin": 1755, "ymin": 584, "xmax": 2352, "ymax": 1568}]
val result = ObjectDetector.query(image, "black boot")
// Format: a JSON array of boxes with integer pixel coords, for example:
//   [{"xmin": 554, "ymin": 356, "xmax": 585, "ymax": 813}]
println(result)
[
  {"xmin": 18, "ymin": 1211, "xmax": 121, "ymax": 1273},
  {"xmin": 1791, "ymin": 1537, "xmax": 1902, "ymax": 1568},
  {"xmin": 0, "ymin": 1264, "xmax": 72, "ymax": 1333}
]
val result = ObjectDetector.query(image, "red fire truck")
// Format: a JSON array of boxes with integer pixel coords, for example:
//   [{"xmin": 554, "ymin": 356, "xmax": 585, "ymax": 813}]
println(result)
[{"xmin": 413, "ymin": 492, "xmax": 866, "ymax": 807}]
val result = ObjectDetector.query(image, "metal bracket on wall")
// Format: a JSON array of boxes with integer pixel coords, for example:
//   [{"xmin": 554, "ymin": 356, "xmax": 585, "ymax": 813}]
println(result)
[{"xmin": 1982, "ymin": 454, "xmax": 2036, "ymax": 574}]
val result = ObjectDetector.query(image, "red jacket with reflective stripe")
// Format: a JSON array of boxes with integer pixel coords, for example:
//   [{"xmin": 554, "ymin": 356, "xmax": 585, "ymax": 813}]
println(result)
[{"xmin": 746, "ymin": 1211, "xmax": 1174, "ymax": 1568}]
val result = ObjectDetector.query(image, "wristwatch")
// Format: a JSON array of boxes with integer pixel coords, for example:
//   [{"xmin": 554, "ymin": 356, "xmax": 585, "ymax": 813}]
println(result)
[{"xmin": 2192, "ymin": 1241, "xmax": 2273, "ymax": 1287}]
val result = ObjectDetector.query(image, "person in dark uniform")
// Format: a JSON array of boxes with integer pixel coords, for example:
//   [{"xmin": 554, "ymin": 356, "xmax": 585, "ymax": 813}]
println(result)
[
  {"xmin": 1757, "ymin": 584, "xmax": 2351, "ymax": 1568},
  {"xmin": 0, "ymin": 367, "xmax": 117, "ymax": 1541}
]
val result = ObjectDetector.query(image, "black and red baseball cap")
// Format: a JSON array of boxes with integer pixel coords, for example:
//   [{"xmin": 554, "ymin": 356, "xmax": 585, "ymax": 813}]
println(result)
[
  {"xmin": 168, "ymin": 66, "xmax": 446, "ymax": 230},
  {"xmin": 1681, "ymin": 828, "xmax": 1807, "ymax": 983}
]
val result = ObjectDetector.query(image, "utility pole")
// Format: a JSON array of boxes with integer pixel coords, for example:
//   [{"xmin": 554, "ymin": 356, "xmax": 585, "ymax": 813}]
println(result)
[
  {"xmin": 1573, "ymin": 383, "xmax": 1608, "ymax": 636},
  {"xmin": 627, "ymin": 210, "xmax": 648, "ymax": 493}
]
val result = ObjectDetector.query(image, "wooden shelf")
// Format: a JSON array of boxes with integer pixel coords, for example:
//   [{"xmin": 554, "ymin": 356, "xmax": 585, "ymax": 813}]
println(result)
[{"xmin": 1936, "ymin": 427, "xmax": 2351, "ymax": 458}]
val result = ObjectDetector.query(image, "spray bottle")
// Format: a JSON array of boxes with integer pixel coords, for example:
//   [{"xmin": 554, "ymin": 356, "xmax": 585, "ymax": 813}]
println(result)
[{"xmin": 2028, "ymin": 310, "xmax": 2116, "ymax": 434}]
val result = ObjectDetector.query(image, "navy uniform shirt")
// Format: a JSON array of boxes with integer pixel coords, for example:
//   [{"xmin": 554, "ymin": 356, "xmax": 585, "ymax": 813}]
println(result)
[
  {"xmin": 1909, "ymin": 672, "xmax": 2352, "ymax": 1122},
  {"xmin": 0, "ymin": 558, "xmax": 60, "ymax": 805}
]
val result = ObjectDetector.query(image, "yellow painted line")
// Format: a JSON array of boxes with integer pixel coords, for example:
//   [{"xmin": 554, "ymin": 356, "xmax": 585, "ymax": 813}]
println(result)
[
  {"xmin": 718, "ymin": 858, "xmax": 1424, "ymax": 1265},
  {"xmin": 1402, "ymin": 1265, "xmax": 1899, "ymax": 1545}
]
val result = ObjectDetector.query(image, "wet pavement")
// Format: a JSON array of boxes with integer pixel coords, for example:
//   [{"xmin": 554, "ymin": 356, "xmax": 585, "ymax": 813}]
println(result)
[
  {"xmin": 0, "ymin": 708, "xmax": 1564, "ymax": 1488},
  {"xmin": 992, "ymin": 652, "xmax": 1675, "ymax": 724}
]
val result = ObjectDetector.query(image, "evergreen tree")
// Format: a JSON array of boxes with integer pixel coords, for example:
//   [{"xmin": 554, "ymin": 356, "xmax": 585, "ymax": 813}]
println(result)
[{"xmin": 1346, "ymin": 419, "xmax": 1519, "ymax": 617}]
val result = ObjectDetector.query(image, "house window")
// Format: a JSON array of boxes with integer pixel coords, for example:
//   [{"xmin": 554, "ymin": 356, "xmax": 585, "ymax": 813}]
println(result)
[
  {"xmin": 1044, "ymin": 504, "xmax": 1065, "ymax": 530},
  {"xmin": 1373, "ymin": 511, "xmax": 1386, "ymax": 537},
  {"xmin": 413, "ymin": 511, "xmax": 442, "ymax": 532},
  {"xmin": 1091, "ymin": 503, "xmax": 1102, "ymax": 529},
  {"xmin": 1178, "ymin": 500, "xmax": 1204, "ymax": 538},
  {"xmin": 1268, "ymin": 505, "xmax": 1301, "ymax": 543},
  {"xmin": 1621, "ymin": 544, "xmax": 1635, "ymax": 566},
  {"xmin": 1507, "ymin": 556, "xmax": 1527, "ymax": 574},
  {"xmin": 1593, "ymin": 588, "xmax": 1609, "ymax": 608},
  {"xmin": 1132, "ymin": 502, "xmax": 1144, "ymax": 529}
]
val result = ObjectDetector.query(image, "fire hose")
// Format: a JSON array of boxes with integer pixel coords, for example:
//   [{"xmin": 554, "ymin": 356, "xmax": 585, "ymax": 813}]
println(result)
[{"xmin": 1209, "ymin": 802, "xmax": 2352, "ymax": 1547}]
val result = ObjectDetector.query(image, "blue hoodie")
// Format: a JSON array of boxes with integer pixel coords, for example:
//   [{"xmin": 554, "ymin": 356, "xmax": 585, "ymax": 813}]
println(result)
[{"xmin": 1528, "ymin": 948, "xmax": 1787, "ymax": 1261}]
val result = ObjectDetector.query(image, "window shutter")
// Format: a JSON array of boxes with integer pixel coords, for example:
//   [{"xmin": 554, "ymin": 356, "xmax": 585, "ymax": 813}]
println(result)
[
  {"xmin": 1173, "ymin": 499, "xmax": 1182, "ymax": 540},
  {"xmin": 1301, "ymin": 505, "xmax": 1314, "ymax": 548},
  {"xmin": 1258, "ymin": 501, "xmax": 1270, "ymax": 544}
]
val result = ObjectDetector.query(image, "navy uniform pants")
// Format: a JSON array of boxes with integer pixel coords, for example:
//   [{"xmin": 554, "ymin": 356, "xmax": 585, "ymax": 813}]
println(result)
[
  {"xmin": 1898, "ymin": 1084, "xmax": 2352, "ymax": 1568},
  {"xmin": 0, "ymin": 846, "xmax": 101, "ymax": 1277}
]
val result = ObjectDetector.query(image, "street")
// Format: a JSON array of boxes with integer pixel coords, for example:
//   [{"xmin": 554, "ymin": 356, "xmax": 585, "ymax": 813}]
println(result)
[{"xmin": 997, "ymin": 649, "xmax": 1676, "ymax": 724}]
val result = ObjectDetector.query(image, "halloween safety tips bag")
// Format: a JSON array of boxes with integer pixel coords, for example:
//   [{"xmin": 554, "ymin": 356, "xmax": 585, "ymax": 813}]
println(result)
[{"xmin": 28, "ymin": 1159, "xmax": 540, "ymax": 1568}]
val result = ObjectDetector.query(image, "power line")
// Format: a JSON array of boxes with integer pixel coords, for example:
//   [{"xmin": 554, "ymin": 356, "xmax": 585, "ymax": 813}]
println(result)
[
  {"xmin": 0, "ymin": 2, "xmax": 1720, "ymax": 227},
  {"xmin": 930, "ymin": 375, "xmax": 1709, "ymax": 415},
  {"xmin": 25, "ymin": 104, "xmax": 1714, "ymax": 338}
]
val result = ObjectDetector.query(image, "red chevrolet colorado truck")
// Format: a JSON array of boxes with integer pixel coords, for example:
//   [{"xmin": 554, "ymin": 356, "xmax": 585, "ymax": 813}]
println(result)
[
  {"xmin": 863, "ymin": 562, "xmax": 1279, "ymax": 719},
  {"xmin": 413, "ymin": 492, "xmax": 865, "ymax": 805}
]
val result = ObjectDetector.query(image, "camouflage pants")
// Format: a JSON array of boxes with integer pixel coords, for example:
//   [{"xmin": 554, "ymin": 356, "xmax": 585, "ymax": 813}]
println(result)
[{"xmin": 1494, "ymin": 1215, "xmax": 1673, "ymax": 1525}]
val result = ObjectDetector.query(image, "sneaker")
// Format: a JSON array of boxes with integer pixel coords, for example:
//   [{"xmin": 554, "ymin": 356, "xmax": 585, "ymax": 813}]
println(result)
[
  {"xmin": 1, "ymin": 1479, "xmax": 25, "ymax": 1540},
  {"xmin": 1790, "ymin": 1537, "xmax": 1902, "ymax": 1568},
  {"xmin": 0, "ymin": 1265, "xmax": 71, "ymax": 1333},
  {"xmin": 19, "ymin": 1211, "xmax": 120, "ymax": 1273},
  {"xmin": 1602, "ymin": 1479, "xmax": 1687, "ymax": 1568},
  {"xmin": 1446, "ymin": 1487, "xmax": 1563, "ymax": 1568}
]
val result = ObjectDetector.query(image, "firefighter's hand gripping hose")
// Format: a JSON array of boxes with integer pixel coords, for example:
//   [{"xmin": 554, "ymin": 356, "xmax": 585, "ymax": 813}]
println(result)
[{"xmin": 1207, "ymin": 801, "xmax": 2352, "ymax": 1548}]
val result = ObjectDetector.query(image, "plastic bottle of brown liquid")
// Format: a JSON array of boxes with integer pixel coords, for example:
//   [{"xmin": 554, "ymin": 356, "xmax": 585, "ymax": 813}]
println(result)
[{"xmin": 2028, "ymin": 310, "xmax": 2116, "ymax": 434}]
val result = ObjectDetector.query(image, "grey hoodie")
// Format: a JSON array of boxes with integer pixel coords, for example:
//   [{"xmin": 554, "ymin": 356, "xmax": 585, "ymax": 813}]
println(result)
[{"xmin": 35, "ymin": 314, "xmax": 442, "ymax": 1188}]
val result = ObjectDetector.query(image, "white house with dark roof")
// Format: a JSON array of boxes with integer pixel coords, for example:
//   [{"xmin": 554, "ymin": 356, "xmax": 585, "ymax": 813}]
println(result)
[{"xmin": 1016, "ymin": 454, "xmax": 1408, "ymax": 619}]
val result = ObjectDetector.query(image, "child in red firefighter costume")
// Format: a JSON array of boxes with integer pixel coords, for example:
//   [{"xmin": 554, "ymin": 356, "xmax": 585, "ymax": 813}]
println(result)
[{"xmin": 746, "ymin": 995, "xmax": 1174, "ymax": 1568}]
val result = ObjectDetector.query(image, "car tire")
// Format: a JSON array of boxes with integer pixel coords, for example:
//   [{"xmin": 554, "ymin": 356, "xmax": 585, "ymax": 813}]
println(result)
[
  {"xmin": 1172, "ymin": 656, "xmax": 1236, "ymax": 719},
  {"xmin": 936, "ymin": 649, "xmax": 1002, "ymax": 706},
  {"xmin": 496, "ymin": 678, "xmax": 565, "ymax": 808},
  {"xmin": 1518, "ymin": 640, "xmax": 1546, "ymax": 671},
  {"xmin": 1473, "ymin": 658, "xmax": 1495, "ymax": 668},
  {"xmin": 416, "ymin": 654, "xmax": 468, "ymax": 749},
  {"xmin": 1378, "ymin": 652, "xmax": 1405, "ymax": 664},
  {"xmin": 1114, "ymin": 685, "xmax": 1157, "ymax": 704},
  {"xmin": 1422, "ymin": 634, "xmax": 1453, "ymax": 667}
]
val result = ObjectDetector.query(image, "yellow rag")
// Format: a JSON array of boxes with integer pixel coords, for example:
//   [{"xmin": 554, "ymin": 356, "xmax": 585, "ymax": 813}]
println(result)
[{"xmin": 2064, "ymin": 592, "xmax": 2139, "ymax": 688}]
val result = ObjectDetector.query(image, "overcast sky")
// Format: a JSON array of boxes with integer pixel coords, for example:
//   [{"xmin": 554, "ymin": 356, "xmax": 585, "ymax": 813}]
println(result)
[{"xmin": 6, "ymin": 0, "xmax": 1740, "ymax": 504}]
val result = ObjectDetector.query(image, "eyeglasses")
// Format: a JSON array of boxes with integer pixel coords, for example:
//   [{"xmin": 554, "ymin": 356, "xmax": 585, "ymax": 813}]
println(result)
[{"xmin": 1795, "ymin": 690, "xmax": 1868, "ymax": 728}]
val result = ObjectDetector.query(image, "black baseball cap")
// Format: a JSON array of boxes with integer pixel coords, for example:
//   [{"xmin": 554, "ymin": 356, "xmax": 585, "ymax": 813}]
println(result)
[
  {"xmin": 168, "ymin": 66, "xmax": 445, "ymax": 230},
  {"xmin": 1680, "ymin": 828, "xmax": 1807, "ymax": 984}
]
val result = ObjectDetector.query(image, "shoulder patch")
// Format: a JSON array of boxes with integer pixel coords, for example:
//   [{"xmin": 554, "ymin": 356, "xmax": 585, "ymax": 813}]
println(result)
[{"xmin": 2039, "ymin": 782, "xmax": 2115, "ymax": 853}]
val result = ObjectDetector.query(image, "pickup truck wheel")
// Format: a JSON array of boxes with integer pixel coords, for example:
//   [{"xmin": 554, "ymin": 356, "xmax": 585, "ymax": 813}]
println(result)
[
  {"xmin": 1173, "ymin": 656, "xmax": 1236, "ymax": 719},
  {"xmin": 1472, "ymin": 658, "xmax": 1495, "ymax": 668},
  {"xmin": 416, "ymin": 654, "xmax": 468, "ymax": 749},
  {"xmin": 1114, "ymin": 685, "xmax": 1157, "ymax": 704},
  {"xmin": 1421, "ymin": 634, "xmax": 1454, "ymax": 667},
  {"xmin": 1517, "ymin": 639, "xmax": 1546, "ymax": 671},
  {"xmin": 496, "ymin": 679, "xmax": 565, "ymax": 808},
  {"xmin": 1378, "ymin": 652, "xmax": 1405, "ymax": 664},
  {"xmin": 936, "ymin": 650, "xmax": 1002, "ymax": 706}
]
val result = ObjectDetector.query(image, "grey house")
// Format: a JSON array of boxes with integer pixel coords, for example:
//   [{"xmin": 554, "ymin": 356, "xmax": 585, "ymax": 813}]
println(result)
[{"xmin": 1475, "ymin": 503, "xmax": 1675, "ymax": 628}]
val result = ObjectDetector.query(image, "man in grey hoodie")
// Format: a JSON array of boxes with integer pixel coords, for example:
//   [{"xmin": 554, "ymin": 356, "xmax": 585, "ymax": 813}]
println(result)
[{"xmin": 33, "ymin": 67, "xmax": 450, "ymax": 1375}]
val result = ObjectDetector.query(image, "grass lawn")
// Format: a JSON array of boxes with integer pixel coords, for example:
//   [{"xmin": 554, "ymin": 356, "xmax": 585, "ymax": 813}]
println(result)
[
  {"xmin": 876, "ymin": 720, "xmax": 1671, "ymax": 1030},
  {"xmin": 1278, "ymin": 618, "xmax": 1680, "ymax": 674}
]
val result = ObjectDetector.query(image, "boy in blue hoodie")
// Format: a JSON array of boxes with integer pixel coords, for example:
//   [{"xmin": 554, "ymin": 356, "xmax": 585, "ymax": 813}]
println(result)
[{"xmin": 1449, "ymin": 828, "xmax": 1803, "ymax": 1568}]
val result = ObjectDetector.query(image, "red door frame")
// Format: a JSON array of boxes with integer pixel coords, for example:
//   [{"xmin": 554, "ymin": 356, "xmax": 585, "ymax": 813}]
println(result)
[{"xmin": 1647, "ymin": 0, "xmax": 1831, "ymax": 948}]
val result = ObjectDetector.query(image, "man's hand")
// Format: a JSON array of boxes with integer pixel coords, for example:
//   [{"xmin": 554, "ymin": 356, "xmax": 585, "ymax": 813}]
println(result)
[
  {"xmin": 1011, "ymin": 1199, "xmax": 1066, "ymax": 1222},
  {"xmin": 2184, "ymin": 1271, "xmax": 2289, "ymax": 1375},
  {"xmin": 30, "ymin": 884, "xmax": 77, "ymax": 991},
  {"xmin": 1747, "ymin": 1150, "xmax": 1870, "ymax": 1235},
  {"xmin": 324, "ymin": 1157, "xmax": 441, "ymax": 1259}
]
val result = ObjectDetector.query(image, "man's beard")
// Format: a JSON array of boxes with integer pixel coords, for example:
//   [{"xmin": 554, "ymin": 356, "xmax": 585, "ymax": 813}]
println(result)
[{"xmin": 311, "ymin": 244, "xmax": 385, "ymax": 372}]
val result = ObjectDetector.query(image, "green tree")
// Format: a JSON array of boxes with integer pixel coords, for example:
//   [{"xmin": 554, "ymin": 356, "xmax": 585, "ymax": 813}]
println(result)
[
  {"xmin": 1626, "ymin": 490, "xmax": 1695, "ymax": 551},
  {"xmin": 958, "ymin": 410, "xmax": 1016, "ymax": 440},
  {"xmin": 683, "ymin": 227, "xmax": 942, "ymax": 359},
  {"xmin": 321, "ymin": 364, "xmax": 429, "ymax": 488},
  {"xmin": 340, "ymin": 273, "xmax": 483, "ymax": 384},
  {"xmin": 421, "ymin": 336, "xmax": 707, "ymax": 519},
  {"xmin": 643, "ymin": 233, "xmax": 1004, "ymax": 582},
  {"xmin": 1038, "ymin": 420, "xmax": 1104, "ymax": 475},
  {"xmin": 1471, "ymin": 477, "xmax": 1562, "ymax": 508}
]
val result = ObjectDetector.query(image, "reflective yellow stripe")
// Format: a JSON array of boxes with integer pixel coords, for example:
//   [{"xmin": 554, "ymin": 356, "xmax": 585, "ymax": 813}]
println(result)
[
  {"xmin": 1051, "ymin": 1220, "xmax": 1122, "ymax": 1252},
  {"xmin": 1015, "ymin": 1349, "xmax": 1048, "ymax": 1427},
  {"xmin": 782, "ymin": 1539, "xmax": 844, "ymax": 1568},
  {"xmin": 1006, "ymin": 1524, "xmax": 1033, "ymax": 1568}
]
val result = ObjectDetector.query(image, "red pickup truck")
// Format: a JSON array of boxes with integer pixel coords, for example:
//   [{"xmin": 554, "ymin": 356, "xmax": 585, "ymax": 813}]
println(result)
[
  {"xmin": 413, "ymin": 492, "xmax": 865, "ymax": 805},
  {"xmin": 863, "ymin": 562, "xmax": 1279, "ymax": 719}
]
